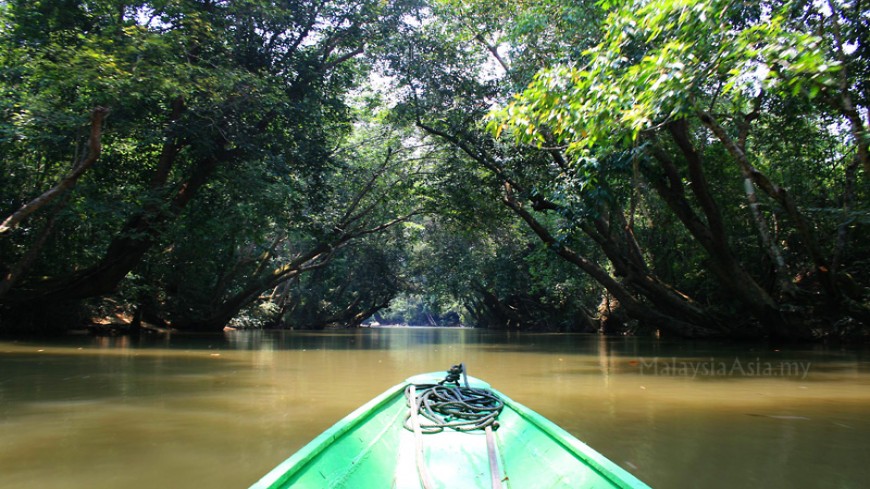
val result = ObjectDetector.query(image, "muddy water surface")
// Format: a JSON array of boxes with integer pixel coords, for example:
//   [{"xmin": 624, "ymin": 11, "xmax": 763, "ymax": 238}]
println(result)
[{"xmin": 1, "ymin": 328, "xmax": 869, "ymax": 488}]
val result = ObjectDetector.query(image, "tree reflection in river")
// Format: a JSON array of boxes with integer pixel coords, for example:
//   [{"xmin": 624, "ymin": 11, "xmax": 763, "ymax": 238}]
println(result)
[{"xmin": 1, "ymin": 328, "xmax": 869, "ymax": 488}]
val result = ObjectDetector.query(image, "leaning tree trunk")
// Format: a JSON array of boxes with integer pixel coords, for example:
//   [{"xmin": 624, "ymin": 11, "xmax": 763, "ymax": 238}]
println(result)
[
  {"xmin": 0, "ymin": 194, "xmax": 70, "ymax": 299},
  {"xmin": 647, "ymin": 123, "xmax": 808, "ymax": 340},
  {"xmin": 502, "ymin": 182, "xmax": 721, "ymax": 338},
  {"xmin": 0, "ymin": 107, "xmax": 108, "ymax": 236},
  {"xmin": 418, "ymin": 121, "xmax": 724, "ymax": 337},
  {"xmin": 10, "ymin": 152, "xmax": 221, "ymax": 304},
  {"xmin": 698, "ymin": 112, "xmax": 838, "ymax": 302}
]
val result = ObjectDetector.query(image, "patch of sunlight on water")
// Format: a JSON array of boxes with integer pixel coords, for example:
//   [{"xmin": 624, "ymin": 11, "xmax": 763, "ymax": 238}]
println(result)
[{"xmin": 2, "ymin": 328, "xmax": 870, "ymax": 488}]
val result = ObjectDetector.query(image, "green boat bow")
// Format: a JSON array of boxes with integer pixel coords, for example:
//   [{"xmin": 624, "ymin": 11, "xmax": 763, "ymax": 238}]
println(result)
[{"xmin": 250, "ymin": 369, "xmax": 651, "ymax": 489}]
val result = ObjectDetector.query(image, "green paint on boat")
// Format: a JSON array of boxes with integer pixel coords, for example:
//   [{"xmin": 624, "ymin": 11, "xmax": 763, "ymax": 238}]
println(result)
[{"xmin": 250, "ymin": 372, "xmax": 651, "ymax": 489}]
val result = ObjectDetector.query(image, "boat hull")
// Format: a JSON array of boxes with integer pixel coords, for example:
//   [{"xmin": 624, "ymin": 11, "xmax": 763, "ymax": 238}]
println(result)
[{"xmin": 250, "ymin": 373, "xmax": 650, "ymax": 489}]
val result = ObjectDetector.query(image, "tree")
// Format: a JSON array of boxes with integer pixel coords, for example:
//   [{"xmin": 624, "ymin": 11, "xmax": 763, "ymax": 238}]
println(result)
[
  {"xmin": 0, "ymin": 0, "xmax": 422, "ymax": 331},
  {"xmin": 2, "ymin": 0, "xmax": 866, "ymax": 337},
  {"xmin": 377, "ymin": 0, "xmax": 718, "ymax": 337},
  {"xmin": 488, "ymin": 0, "xmax": 869, "ymax": 338},
  {"xmin": 372, "ymin": 0, "xmax": 870, "ymax": 338}
]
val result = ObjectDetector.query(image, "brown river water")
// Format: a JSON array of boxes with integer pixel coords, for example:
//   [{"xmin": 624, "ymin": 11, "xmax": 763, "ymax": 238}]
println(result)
[{"xmin": 1, "ymin": 327, "xmax": 869, "ymax": 488}]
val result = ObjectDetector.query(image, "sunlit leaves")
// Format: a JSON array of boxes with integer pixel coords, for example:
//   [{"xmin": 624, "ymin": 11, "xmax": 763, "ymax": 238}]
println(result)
[{"xmin": 488, "ymin": 0, "xmax": 842, "ymax": 161}]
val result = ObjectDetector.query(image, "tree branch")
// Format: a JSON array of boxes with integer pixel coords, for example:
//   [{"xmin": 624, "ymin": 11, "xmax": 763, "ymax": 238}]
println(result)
[{"xmin": 0, "ymin": 107, "xmax": 109, "ymax": 235}]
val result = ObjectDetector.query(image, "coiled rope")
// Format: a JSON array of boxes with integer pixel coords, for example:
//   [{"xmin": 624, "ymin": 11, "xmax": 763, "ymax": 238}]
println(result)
[
  {"xmin": 404, "ymin": 365, "xmax": 504, "ymax": 433},
  {"xmin": 405, "ymin": 364, "xmax": 505, "ymax": 489}
]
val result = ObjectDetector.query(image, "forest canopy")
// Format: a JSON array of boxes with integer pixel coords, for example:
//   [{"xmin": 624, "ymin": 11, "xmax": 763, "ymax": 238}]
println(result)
[{"xmin": 0, "ymin": 0, "xmax": 867, "ymax": 340}]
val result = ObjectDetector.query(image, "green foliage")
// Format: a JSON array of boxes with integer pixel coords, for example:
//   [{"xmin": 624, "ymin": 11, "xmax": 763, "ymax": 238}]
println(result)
[
  {"xmin": 0, "ymin": 0, "xmax": 430, "ymax": 331},
  {"xmin": 2, "ymin": 0, "xmax": 867, "ymax": 337},
  {"xmin": 273, "ymin": 236, "xmax": 405, "ymax": 330},
  {"xmin": 488, "ymin": 0, "xmax": 840, "ymax": 156}
]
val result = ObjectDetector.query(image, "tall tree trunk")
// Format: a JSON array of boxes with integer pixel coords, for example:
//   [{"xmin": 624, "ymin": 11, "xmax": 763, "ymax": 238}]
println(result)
[
  {"xmin": 698, "ymin": 112, "xmax": 838, "ymax": 302},
  {"xmin": 647, "ymin": 125, "xmax": 803, "ymax": 339},
  {"xmin": 832, "ymin": 154, "xmax": 860, "ymax": 275}
]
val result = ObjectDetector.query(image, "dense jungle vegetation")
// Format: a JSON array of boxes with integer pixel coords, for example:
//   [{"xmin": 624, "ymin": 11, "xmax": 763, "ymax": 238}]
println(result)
[{"xmin": 0, "ymin": 0, "xmax": 868, "ymax": 340}]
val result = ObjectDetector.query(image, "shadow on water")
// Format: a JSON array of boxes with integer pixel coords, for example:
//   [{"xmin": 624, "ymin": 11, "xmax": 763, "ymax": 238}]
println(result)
[
  {"xmin": 2, "ymin": 327, "xmax": 870, "ymax": 489},
  {"xmin": 0, "ymin": 348, "xmax": 248, "ymax": 413}
]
